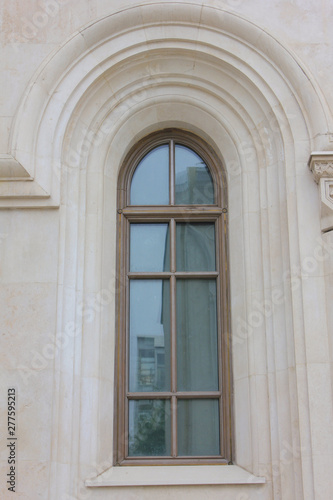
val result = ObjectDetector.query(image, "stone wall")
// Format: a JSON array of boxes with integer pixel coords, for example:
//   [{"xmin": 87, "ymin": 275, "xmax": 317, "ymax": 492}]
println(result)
[{"xmin": 0, "ymin": 1, "xmax": 332, "ymax": 499}]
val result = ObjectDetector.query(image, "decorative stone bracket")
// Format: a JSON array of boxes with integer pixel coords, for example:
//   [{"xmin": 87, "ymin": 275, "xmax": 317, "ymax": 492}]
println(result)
[{"xmin": 309, "ymin": 152, "xmax": 333, "ymax": 231}]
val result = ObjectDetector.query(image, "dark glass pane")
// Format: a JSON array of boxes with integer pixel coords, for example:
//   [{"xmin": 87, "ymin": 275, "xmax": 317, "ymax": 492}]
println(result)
[
  {"xmin": 128, "ymin": 400, "xmax": 171, "ymax": 456},
  {"xmin": 176, "ymin": 222, "xmax": 215, "ymax": 271},
  {"xmin": 130, "ymin": 223, "xmax": 170, "ymax": 272},
  {"xmin": 177, "ymin": 399, "xmax": 220, "ymax": 456},
  {"xmin": 176, "ymin": 279, "xmax": 218, "ymax": 391},
  {"xmin": 129, "ymin": 280, "xmax": 170, "ymax": 392},
  {"xmin": 130, "ymin": 145, "xmax": 169, "ymax": 205},
  {"xmin": 175, "ymin": 145, "xmax": 214, "ymax": 204}
]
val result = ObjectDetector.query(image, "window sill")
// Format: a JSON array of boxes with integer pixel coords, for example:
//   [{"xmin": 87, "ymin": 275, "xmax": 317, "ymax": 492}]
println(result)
[{"xmin": 85, "ymin": 465, "xmax": 266, "ymax": 487}]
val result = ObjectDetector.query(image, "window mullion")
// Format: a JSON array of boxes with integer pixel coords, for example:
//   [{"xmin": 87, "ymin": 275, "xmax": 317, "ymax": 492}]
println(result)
[
  {"xmin": 170, "ymin": 139, "xmax": 175, "ymax": 205},
  {"xmin": 170, "ymin": 219, "xmax": 176, "ymax": 273},
  {"xmin": 170, "ymin": 218, "xmax": 177, "ymax": 456},
  {"xmin": 170, "ymin": 273, "xmax": 177, "ymax": 456},
  {"xmin": 171, "ymin": 395, "xmax": 177, "ymax": 457}
]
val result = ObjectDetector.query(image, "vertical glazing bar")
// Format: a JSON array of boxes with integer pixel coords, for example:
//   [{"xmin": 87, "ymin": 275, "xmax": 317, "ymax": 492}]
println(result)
[
  {"xmin": 170, "ymin": 219, "xmax": 176, "ymax": 274},
  {"xmin": 171, "ymin": 395, "xmax": 177, "ymax": 457},
  {"xmin": 170, "ymin": 270, "xmax": 177, "ymax": 456},
  {"xmin": 170, "ymin": 139, "xmax": 175, "ymax": 205},
  {"xmin": 170, "ymin": 273, "xmax": 177, "ymax": 393}
]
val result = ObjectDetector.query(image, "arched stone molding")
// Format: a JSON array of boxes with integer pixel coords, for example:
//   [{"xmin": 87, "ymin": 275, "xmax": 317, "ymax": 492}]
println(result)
[
  {"xmin": 1, "ymin": 1, "xmax": 332, "ymax": 208},
  {"xmin": 5, "ymin": 2, "xmax": 331, "ymax": 499}
]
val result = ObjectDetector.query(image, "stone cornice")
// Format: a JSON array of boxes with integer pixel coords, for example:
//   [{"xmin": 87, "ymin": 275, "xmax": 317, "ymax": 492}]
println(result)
[
  {"xmin": 0, "ymin": 154, "xmax": 54, "ymax": 208},
  {"xmin": 0, "ymin": 154, "xmax": 31, "ymax": 180}
]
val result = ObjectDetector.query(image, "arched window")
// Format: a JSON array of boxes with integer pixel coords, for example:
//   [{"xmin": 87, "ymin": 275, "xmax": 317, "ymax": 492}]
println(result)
[{"xmin": 115, "ymin": 130, "xmax": 231, "ymax": 465}]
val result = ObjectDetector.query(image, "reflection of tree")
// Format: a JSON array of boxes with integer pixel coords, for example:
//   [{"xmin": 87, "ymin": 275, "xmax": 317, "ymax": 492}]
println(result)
[{"xmin": 130, "ymin": 401, "xmax": 167, "ymax": 456}]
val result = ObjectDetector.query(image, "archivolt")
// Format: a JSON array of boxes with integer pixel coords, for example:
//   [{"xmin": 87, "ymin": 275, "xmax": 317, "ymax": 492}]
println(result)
[{"xmin": 6, "ymin": 1, "xmax": 332, "ymax": 207}]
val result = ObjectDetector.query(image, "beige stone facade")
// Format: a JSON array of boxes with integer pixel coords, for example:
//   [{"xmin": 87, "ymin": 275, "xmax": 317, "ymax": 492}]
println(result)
[{"xmin": 1, "ymin": 1, "xmax": 333, "ymax": 498}]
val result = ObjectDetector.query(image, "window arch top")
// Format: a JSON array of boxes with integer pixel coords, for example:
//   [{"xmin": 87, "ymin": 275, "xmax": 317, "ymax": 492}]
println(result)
[{"xmin": 130, "ymin": 141, "xmax": 215, "ymax": 206}]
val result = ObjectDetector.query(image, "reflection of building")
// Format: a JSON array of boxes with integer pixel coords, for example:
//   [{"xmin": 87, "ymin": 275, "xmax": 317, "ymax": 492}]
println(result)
[
  {"xmin": 175, "ymin": 162, "xmax": 214, "ymax": 204},
  {"xmin": 137, "ymin": 336, "xmax": 165, "ymax": 390},
  {"xmin": 175, "ymin": 164, "xmax": 205, "ymax": 192},
  {"xmin": 128, "ymin": 336, "xmax": 168, "ymax": 457}
]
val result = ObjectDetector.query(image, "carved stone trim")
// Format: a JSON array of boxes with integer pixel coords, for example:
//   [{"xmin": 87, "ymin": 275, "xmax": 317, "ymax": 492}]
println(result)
[
  {"xmin": 309, "ymin": 152, "xmax": 333, "ymax": 229},
  {"xmin": 309, "ymin": 152, "xmax": 333, "ymax": 183},
  {"xmin": 320, "ymin": 178, "xmax": 333, "ymax": 211}
]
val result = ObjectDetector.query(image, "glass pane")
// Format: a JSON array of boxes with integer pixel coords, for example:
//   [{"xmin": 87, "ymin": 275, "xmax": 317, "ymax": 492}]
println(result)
[
  {"xmin": 129, "ymin": 280, "xmax": 170, "ymax": 392},
  {"xmin": 175, "ymin": 145, "xmax": 214, "ymax": 204},
  {"xmin": 176, "ymin": 222, "xmax": 215, "ymax": 271},
  {"xmin": 130, "ymin": 145, "xmax": 169, "ymax": 205},
  {"xmin": 130, "ymin": 223, "xmax": 170, "ymax": 272},
  {"xmin": 128, "ymin": 399, "xmax": 171, "ymax": 456},
  {"xmin": 177, "ymin": 399, "xmax": 220, "ymax": 456},
  {"xmin": 176, "ymin": 279, "xmax": 218, "ymax": 391}
]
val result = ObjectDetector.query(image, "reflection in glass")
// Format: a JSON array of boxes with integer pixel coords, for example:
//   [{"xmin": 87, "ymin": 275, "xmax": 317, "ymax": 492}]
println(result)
[
  {"xmin": 128, "ymin": 399, "xmax": 171, "ymax": 456},
  {"xmin": 177, "ymin": 399, "xmax": 220, "ymax": 456},
  {"xmin": 130, "ymin": 224, "xmax": 170, "ymax": 272},
  {"xmin": 129, "ymin": 280, "xmax": 170, "ymax": 392},
  {"xmin": 176, "ymin": 222, "xmax": 215, "ymax": 272},
  {"xmin": 130, "ymin": 145, "xmax": 169, "ymax": 205},
  {"xmin": 176, "ymin": 279, "xmax": 218, "ymax": 391},
  {"xmin": 175, "ymin": 145, "xmax": 214, "ymax": 204}
]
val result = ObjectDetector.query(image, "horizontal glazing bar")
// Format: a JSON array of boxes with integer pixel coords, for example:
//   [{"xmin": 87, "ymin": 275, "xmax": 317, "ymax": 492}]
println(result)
[
  {"xmin": 122, "ymin": 206, "xmax": 223, "ymax": 217},
  {"xmin": 127, "ymin": 392, "xmax": 221, "ymax": 398},
  {"xmin": 128, "ymin": 272, "xmax": 219, "ymax": 278}
]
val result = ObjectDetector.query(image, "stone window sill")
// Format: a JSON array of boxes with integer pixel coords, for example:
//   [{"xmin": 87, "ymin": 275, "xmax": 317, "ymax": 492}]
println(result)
[{"xmin": 85, "ymin": 465, "xmax": 266, "ymax": 487}]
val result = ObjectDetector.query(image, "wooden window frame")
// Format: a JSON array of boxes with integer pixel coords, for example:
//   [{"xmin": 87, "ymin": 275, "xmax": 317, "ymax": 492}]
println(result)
[{"xmin": 114, "ymin": 129, "xmax": 232, "ymax": 466}]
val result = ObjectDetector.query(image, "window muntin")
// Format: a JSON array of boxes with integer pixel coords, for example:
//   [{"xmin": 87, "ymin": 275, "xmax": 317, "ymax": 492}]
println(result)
[{"xmin": 116, "ymin": 131, "xmax": 231, "ymax": 465}]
